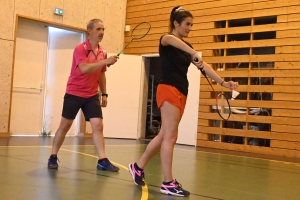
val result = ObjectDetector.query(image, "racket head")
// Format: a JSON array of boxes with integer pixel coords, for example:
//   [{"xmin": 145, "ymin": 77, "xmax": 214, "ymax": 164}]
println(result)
[
  {"xmin": 216, "ymin": 93, "xmax": 231, "ymax": 120},
  {"xmin": 131, "ymin": 22, "xmax": 151, "ymax": 40}
]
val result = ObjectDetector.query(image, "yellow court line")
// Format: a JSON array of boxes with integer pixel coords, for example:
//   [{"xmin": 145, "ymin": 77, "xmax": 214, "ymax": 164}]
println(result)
[
  {"xmin": 141, "ymin": 185, "xmax": 149, "ymax": 200},
  {"xmin": 56, "ymin": 147, "xmax": 149, "ymax": 200}
]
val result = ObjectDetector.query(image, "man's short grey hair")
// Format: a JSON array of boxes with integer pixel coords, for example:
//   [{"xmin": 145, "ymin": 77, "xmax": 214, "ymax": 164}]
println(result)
[{"xmin": 87, "ymin": 19, "xmax": 103, "ymax": 30}]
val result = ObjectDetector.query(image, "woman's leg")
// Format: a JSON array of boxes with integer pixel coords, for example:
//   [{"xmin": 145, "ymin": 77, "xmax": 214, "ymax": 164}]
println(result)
[
  {"xmin": 136, "ymin": 101, "xmax": 181, "ymax": 175},
  {"xmin": 159, "ymin": 101, "xmax": 181, "ymax": 182}
]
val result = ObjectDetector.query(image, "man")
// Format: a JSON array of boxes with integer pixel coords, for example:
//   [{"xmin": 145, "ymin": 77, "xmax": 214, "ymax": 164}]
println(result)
[{"xmin": 48, "ymin": 19, "xmax": 119, "ymax": 172}]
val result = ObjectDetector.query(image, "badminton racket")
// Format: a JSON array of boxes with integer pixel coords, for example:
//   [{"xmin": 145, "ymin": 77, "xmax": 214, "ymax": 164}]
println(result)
[
  {"xmin": 195, "ymin": 58, "xmax": 236, "ymax": 120},
  {"xmin": 117, "ymin": 22, "xmax": 151, "ymax": 56}
]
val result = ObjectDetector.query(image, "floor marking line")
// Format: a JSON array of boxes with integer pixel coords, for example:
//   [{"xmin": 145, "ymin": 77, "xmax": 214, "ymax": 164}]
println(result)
[{"xmin": 57, "ymin": 147, "xmax": 149, "ymax": 200}]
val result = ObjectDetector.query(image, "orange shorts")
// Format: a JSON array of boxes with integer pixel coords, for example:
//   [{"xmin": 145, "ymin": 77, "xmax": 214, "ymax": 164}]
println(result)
[{"xmin": 156, "ymin": 84, "xmax": 187, "ymax": 116}]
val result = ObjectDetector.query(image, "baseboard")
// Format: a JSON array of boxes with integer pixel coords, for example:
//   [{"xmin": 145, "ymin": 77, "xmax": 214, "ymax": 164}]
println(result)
[{"xmin": 0, "ymin": 132, "xmax": 10, "ymax": 137}]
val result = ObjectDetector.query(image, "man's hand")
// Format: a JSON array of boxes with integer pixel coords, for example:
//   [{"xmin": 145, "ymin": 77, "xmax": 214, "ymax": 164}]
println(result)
[
  {"xmin": 106, "ymin": 55, "xmax": 119, "ymax": 67},
  {"xmin": 101, "ymin": 96, "xmax": 107, "ymax": 107}
]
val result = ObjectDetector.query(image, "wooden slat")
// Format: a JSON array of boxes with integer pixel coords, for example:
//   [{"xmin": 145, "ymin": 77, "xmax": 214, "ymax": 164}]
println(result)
[
  {"xmin": 127, "ymin": 0, "xmax": 269, "ymax": 13},
  {"xmin": 125, "ymin": 36, "xmax": 300, "ymax": 49},
  {"xmin": 196, "ymin": 140, "xmax": 300, "ymax": 158},
  {"xmin": 270, "ymin": 140, "xmax": 300, "ymax": 150},
  {"xmin": 274, "ymin": 77, "xmax": 300, "ymax": 84},
  {"xmin": 273, "ymin": 93, "xmax": 300, "ymax": 101},
  {"xmin": 198, "ymin": 112, "xmax": 300, "ymax": 125},
  {"xmin": 198, "ymin": 133, "xmax": 209, "ymax": 140},
  {"xmin": 273, "ymin": 109, "xmax": 300, "ymax": 118},
  {"xmin": 217, "ymin": 69, "xmax": 300, "ymax": 78},
  {"xmin": 275, "ymin": 62, "xmax": 300, "ymax": 70},
  {"xmin": 271, "ymin": 124, "xmax": 300, "ymax": 133},
  {"xmin": 200, "ymin": 85, "xmax": 300, "ymax": 93},
  {"xmin": 277, "ymin": 30, "xmax": 300, "ymax": 38},
  {"xmin": 197, "ymin": 126, "xmax": 300, "ymax": 140},
  {"xmin": 199, "ymin": 105, "xmax": 211, "ymax": 112},
  {"xmin": 198, "ymin": 119, "xmax": 210, "ymax": 126},
  {"xmin": 199, "ymin": 99, "xmax": 300, "ymax": 109},
  {"xmin": 199, "ymin": 92, "xmax": 211, "ymax": 99},
  {"xmin": 125, "ymin": 22, "xmax": 300, "ymax": 44}
]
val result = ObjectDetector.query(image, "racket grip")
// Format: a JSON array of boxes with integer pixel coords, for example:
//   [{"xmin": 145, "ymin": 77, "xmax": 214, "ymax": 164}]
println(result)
[{"xmin": 194, "ymin": 57, "xmax": 207, "ymax": 76}]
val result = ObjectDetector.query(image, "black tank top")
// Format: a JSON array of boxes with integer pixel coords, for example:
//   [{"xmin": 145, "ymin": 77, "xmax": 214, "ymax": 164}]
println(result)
[{"xmin": 159, "ymin": 34, "xmax": 193, "ymax": 96}]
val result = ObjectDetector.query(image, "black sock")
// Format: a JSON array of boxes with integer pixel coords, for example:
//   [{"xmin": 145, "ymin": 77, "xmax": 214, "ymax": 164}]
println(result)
[
  {"xmin": 163, "ymin": 180, "xmax": 173, "ymax": 185},
  {"xmin": 98, "ymin": 158, "xmax": 107, "ymax": 162},
  {"xmin": 50, "ymin": 155, "xmax": 57, "ymax": 158},
  {"xmin": 134, "ymin": 163, "xmax": 143, "ymax": 171}
]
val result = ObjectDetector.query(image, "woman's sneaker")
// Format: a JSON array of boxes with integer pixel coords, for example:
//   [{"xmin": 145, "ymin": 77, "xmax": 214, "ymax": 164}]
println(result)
[
  {"xmin": 160, "ymin": 179, "xmax": 190, "ymax": 197},
  {"xmin": 128, "ymin": 163, "xmax": 145, "ymax": 186}
]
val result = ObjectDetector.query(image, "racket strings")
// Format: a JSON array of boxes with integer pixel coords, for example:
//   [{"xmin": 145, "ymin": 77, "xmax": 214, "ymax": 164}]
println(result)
[
  {"xmin": 131, "ymin": 22, "xmax": 151, "ymax": 39},
  {"xmin": 200, "ymin": 69, "xmax": 231, "ymax": 120}
]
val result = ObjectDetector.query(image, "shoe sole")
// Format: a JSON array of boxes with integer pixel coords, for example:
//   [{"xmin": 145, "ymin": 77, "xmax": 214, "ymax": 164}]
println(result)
[
  {"xmin": 160, "ymin": 189, "xmax": 188, "ymax": 197},
  {"xmin": 48, "ymin": 166, "xmax": 58, "ymax": 169},
  {"xmin": 128, "ymin": 164, "xmax": 145, "ymax": 186}
]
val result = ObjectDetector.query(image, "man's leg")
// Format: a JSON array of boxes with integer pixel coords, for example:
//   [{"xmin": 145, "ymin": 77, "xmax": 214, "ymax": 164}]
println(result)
[
  {"xmin": 90, "ymin": 118, "xmax": 119, "ymax": 172},
  {"xmin": 89, "ymin": 118, "xmax": 106, "ymax": 159},
  {"xmin": 51, "ymin": 117, "xmax": 73, "ymax": 155},
  {"xmin": 48, "ymin": 117, "xmax": 73, "ymax": 169}
]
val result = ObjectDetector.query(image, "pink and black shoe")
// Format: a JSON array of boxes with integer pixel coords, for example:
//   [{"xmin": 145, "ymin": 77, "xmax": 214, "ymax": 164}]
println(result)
[{"xmin": 128, "ymin": 163, "xmax": 145, "ymax": 186}]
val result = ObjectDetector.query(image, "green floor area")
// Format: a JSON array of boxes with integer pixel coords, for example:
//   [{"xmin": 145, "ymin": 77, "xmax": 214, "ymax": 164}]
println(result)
[{"xmin": 0, "ymin": 137, "xmax": 299, "ymax": 200}]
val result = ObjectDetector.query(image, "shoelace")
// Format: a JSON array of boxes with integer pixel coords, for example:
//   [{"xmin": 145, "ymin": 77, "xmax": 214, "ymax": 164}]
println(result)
[
  {"xmin": 50, "ymin": 157, "xmax": 60, "ymax": 163},
  {"xmin": 141, "ymin": 171, "xmax": 145, "ymax": 180},
  {"xmin": 105, "ymin": 159, "xmax": 115, "ymax": 168},
  {"xmin": 174, "ymin": 180, "xmax": 183, "ymax": 190}
]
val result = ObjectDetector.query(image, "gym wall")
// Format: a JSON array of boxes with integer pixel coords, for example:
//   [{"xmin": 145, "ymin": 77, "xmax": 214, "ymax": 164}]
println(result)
[
  {"xmin": 124, "ymin": 0, "xmax": 300, "ymax": 159},
  {"xmin": 0, "ymin": 0, "xmax": 127, "ymax": 135}
]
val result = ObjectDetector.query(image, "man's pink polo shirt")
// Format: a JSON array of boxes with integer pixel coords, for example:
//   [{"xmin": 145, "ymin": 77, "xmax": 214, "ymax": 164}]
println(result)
[{"xmin": 66, "ymin": 39, "xmax": 107, "ymax": 98}]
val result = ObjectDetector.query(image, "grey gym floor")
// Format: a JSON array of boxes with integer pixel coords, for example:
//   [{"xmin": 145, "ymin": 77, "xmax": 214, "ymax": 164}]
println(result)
[{"xmin": 0, "ymin": 137, "xmax": 299, "ymax": 200}]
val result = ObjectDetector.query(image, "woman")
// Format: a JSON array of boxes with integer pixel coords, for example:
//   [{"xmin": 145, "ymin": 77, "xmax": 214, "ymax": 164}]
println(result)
[{"xmin": 129, "ymin": 6, "xmax": 238, "ymax": 197}]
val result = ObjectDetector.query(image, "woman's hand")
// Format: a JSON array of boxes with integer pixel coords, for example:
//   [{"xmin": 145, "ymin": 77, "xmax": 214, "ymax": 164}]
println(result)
[
  {"xmin": 191, "ymin": 53, "xmax": 204, "ymax": 69},
  {"xmin": 222, "ymin": 81, "xmax": 239, "ymax": 90}
]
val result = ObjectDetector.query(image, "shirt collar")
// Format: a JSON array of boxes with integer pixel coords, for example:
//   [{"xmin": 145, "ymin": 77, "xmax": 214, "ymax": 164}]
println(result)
[{"xmin": 84, "ymin": 39, "xmax": 101, "ymax": 52}]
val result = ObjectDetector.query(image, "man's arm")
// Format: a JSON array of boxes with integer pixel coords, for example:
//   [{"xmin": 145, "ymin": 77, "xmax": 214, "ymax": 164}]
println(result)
[
  {"xmin": 78, "ymin": 56, "xmax": 118, "ymax": 74},
  {"xmin": 99, "ymin": 72, "xmax": 107, "ymax": 107}
]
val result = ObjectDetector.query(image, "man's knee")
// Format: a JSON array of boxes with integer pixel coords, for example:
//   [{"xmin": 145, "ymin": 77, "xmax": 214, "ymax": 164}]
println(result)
[
  {"xmin": 90, "ymin": 118, "xmax": 104, "ymax": 132},
  {"xmin": 58, "ymin": 117, "xmax": 73, "ymax": 132}
]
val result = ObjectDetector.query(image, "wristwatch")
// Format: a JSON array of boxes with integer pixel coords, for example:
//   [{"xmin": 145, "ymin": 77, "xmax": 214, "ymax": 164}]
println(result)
[{"xmin": 101, "ymin": 93, "xmax": 108, "ymax": 97}]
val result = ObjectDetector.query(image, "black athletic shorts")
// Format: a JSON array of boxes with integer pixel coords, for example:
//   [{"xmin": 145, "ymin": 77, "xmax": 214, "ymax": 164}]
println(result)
[{"xmin": 62, "ymin": 93, "xmax": 103, "ymax": 121}]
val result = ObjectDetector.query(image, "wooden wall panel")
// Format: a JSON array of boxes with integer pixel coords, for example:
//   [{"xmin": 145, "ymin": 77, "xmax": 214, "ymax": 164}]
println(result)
[
  {"xmin": 0, "ymin": 40, "xmax": 14, "ymax": 134},
  {"xmin": 0, "ymin": 0, "xmax": 14, "ymax": 40},
  {"xmin": 40, "ymin": 0, "xmax": 64, "ymax": 23},
  {"xmin": 125, "ymin": 0, "xmax": 300, "ymax": 159}
]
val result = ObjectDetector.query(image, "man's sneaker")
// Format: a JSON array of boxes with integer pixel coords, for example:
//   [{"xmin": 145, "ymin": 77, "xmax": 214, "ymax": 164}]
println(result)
[
  {"xmin": 48, "ymin": 155, "xmax": 59, "ymax": 169},
  {"xmin": 97, "ymin": 158, "xmax": 119, "ymax": 172},
  {"xmin": 128, "ymin": 163, "xmax": 145, "ymax": 186},
  {"xmin": 160, "ymin": 179, "xmax": 190, "ymax": 197}
]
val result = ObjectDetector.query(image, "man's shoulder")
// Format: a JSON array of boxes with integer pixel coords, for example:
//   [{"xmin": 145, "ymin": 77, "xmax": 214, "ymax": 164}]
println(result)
[{"xmin": 75, "ymin": 42, "xmax": 86, "ymax": 50}]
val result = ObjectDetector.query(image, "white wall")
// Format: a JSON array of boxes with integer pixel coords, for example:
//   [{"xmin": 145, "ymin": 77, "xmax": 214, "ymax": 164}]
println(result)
[
  {"xmin": 86, "ymin": 54, "xmax": 143, "ymax": 139},
  {"xmin": 92, "ymin": 54, "xmax": 200, "ymax": 146}
]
